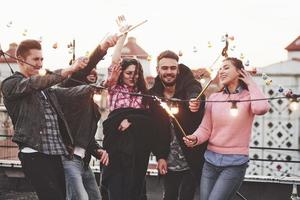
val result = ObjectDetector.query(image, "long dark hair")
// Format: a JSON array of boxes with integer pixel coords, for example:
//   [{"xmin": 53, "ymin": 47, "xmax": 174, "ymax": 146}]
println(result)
[
  {"xmin": 223, "ymin": 57, "xmax": 248, "ymax": 90},
  {"xmin": 118, "ymin": 58, "xmax": 147, "ymax": 94}
]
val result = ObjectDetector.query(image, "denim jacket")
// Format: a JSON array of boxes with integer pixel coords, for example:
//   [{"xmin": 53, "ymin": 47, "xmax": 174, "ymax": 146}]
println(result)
[{"xmin": 1, "ymin": 70, "xmax": 93, "ymax": 152}]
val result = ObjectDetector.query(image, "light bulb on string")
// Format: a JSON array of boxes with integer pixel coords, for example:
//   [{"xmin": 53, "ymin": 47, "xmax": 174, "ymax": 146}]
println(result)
[
  {"xmin": 178, "ymin": 50, "xmax": 183, "ymax": 57},
  {"xmin": 265, "ymin": 79, "xmax": 272, "ymax": 86},
  {"xmin": 221, "ymin": 35, "xmax": 226, "ymax": 42},
  {"xmin": 240, "ymin": 53, "xmax": 244, "ymax": 60},
  {"xmin": 6, "ymin": 21, "xmax": 12, "ymax": 28},
  {"xmin": 200, "ymin": 78, "xmax": 206, "ymax": 84},
  {"xmin": 228, "ymin": 35, "xmax": 234, "ymax": 41},
  {"xmin": 230, "ymin": 45, "xmax": 236, "ymax": 51},
  {"xmin": 52, "ymin": 42, "xmax": 58, "ymax": 49},
  {"xmin": 289, "ymin": 98, "xmax": 299, "ymax": 111},
  {"xmin": 193, "ymin": 46, "xmax": 198, "ymax": 53},
  {"xmin": 38, "ymin": 69, "xmax": 47, "ymax": 76},
  {"xmin": 93, "ymin": 93, "xmax": 102, "ymax": 103},
  {"xmin": 170, "ymin": 102, "xmax": 179, "ymax": 115},
  {"xmin": 262, "ymin": 73, "xmax": 269, "ymax": 80},
  {"xmin": 230, "ymin": 101, "xmax": 239, "ymax": 117},
  {"xmin": 22, "ymin": 29, "xmax": 28, "ymax": 36},
  {"xmin": 208, "ymin": 41, "xmax": 212, "ymax": 48},
  {"xmin": 147, "ymin": 55, "xmax": 152, "ymax": 61}
]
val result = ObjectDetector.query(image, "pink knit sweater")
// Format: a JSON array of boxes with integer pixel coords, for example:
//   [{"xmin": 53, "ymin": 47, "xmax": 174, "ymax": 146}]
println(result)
[{"xmin": 193, "ymin": 83, "xmax": 270, "ymax": 155}]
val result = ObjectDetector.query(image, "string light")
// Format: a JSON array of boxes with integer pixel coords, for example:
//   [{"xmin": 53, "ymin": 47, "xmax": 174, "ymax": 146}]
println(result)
[
  {"xmin": 22, "ymin": 29, "xmax": 28, "ymax": 36},
  {"xmin": 93, "ymin": 93, "xmax": 102, "ymax": 103},
  {"xmin": 208, "ymin": 41, "xmax": 212, "ymax": 48},
  {"xmin": 170, "ymin": 102, "xmax": 179, "ymax": 115},
  {"xmin": 178, "ymin": 50, "xmax": 183, "ymax": 57},
  {"xmin": 240, "ymin": 53, "xmax": 244, "ymax": 60},
  {"xmin": 200, "ymin": 78, "xmax": 206, "ymax": 84},
  {"xmin": 230, "ymin": 101, "xmax": 239, "ymax": 117},
  {"xmin": 193, "ymin": 46, "xmax": 198, "ymax": 53},
  {"xmin": 244, "ymin": 60, "xmax": 250, "ymax": 66},
  {"xmin": 6, "ymin": 21, "xmax": 12, "ymax": 28},
  {"xmin": 289, "ymin": 98, "xmax": 299, "ymax": 111},
  {"xmin": 38, "ymin": 68, "xmax": 47, "ymax": 76},
  {"xmin": 52, "ymin": 42, "xmax": 58, "ymax": 49}
]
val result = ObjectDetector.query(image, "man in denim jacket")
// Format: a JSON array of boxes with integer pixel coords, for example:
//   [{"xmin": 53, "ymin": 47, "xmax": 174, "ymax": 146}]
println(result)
[{"xmin": 1, "ymin": 39, "xmax": 92, "ymax": 200}]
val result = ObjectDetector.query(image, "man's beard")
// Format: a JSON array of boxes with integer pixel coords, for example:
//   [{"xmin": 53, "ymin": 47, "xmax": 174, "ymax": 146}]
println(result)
[
  {"xmin": 162, "ymin": 80, "xmax": 176, "ymax": 87},
  {"xmin": 159, "ymin": 74, "xmax": 177, "ymax": 87}
]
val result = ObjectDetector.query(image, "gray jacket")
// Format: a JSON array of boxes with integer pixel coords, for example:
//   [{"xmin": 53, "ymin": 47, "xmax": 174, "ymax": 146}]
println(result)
[{"xmin": 1, "ymin": 70, "xmax": 93, "ymax": 152}]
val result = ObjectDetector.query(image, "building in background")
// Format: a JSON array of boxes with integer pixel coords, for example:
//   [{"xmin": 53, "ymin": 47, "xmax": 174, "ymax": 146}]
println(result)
[
  {"xmin": 0, "ymin": 43, "xmax": 18, "ymax": 160},
  {"xmin": 249, "ymin": 35, "xmax": 300, "ymax": 177}
]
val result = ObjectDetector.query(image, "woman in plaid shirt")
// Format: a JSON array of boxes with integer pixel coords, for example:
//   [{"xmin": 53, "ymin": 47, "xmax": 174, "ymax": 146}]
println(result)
[{"xmin": 101, "ymin": 22, "xmax": 150, "ymax": 200}]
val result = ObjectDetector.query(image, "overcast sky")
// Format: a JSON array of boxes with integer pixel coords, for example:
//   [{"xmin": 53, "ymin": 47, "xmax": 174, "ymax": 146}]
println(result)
[{"xmin": 0, "ymin": 0, "xmax": 299, "ymax": 74}]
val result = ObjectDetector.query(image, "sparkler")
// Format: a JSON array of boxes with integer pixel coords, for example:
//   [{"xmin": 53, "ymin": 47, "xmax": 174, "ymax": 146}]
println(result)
[
  {"xmin": 117, "ymin": 20, "xmax": 148, "ymax": 38},
  {"xmin": 156, "ymin": 97, "xmax": 187, "ymax": 137}
]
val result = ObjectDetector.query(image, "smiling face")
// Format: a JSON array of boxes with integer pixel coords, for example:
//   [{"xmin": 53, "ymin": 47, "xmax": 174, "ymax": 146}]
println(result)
[
  {"xmin": 19, "ymin": 49, "xmax": 43, "ymax": 77},
  {"xmin": 218, "ymin": 60, "xmax": 240, "ymax": 86},
  {"xmin": 122, "ymin": 64, "xmax": 139, "ymax": 87},
  {"xmin": 157, "ymin": 58, "xmax": 179, "ymax": 87}
]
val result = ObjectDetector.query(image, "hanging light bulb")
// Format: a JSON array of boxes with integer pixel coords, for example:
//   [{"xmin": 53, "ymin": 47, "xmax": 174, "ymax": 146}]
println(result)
[
  {"xmin": 278, "ymin": 86, "xmax": 284, "ymax": 93},
  {"xmin": 170, "ymin": 104, "xmax": 179, "ymax": 115},
  {"xmin": 38, "ymin": 36, "xmax": 43, "ymax": 43},
  {"xmin": 52, "ymin": 42, "xmax": 58, "ymax": 49},
  {"xmin": 147, "ymin": 55, "xmax": 152, "ymax": 61},
  {"xmin": 193, "ymin": 46, "xmax": 198, "ymax": 53},
  {"xmin": 178, "ymin": 50, "xmax": 183, "ymax": 57},
  {"xmin": 228, "ymin": 36, "xmax": 235, "ymax": 41},
  {"xmin": 6, "ymin": 21, "xmax": 12, "ymax": 28},
  {"xmin": 289, "ymin": 98, "xmax": 299, "ymax": 111},
  {"xmin": 221, "ymin": 35, "xmax": 226, "ymax": 42},
  {"xmin": 262, "ymin": 73, "xmax": 268, "ymax": 80},
  {"xmin": 265, "ymin": 79, "xmax": 272, "ymax": 86},
  {"xmin": 240, "ymin": 53, "xmax": 244, "ymax": 60},
  {"xmin": 200, "ymin": 78, "xmax": 206, "ymax": 84},
  {"xmin": 22, "ymin": 29, "xmax": 28, "ymax": 36},
  {"xmin": 93, "ymin": 93, "xmax": 102, "ymax": 103},
  {"xmin": 230, "ymin": 45, "xmax": 236, "ymax": 51},
  {"xmin": 244, "ymin": 60, "xmax": 250, "ymax": 66},
  {"xmin": 38, "ymin": 68, "xmax": 47, "ymax": 76},
  {"xmin": 208, "ymin": 41, "xmax": 212, "ymax": 48},
  {"xmin": 230, "ymin": 101, "xmax": 239, "ymax": 117}
]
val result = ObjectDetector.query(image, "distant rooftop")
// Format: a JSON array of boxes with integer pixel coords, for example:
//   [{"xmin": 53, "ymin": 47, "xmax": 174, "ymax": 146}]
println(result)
[
  {"xmin": 121, "ymin": 37, "xmax": 149, "ymax": 59},
  {"xmin": 285, "ymin": 35, "xmax": 300, "ymax": 51},
  {"xmin": 0, "ymin": 43, "xmax": 18, "ymax": 63}
]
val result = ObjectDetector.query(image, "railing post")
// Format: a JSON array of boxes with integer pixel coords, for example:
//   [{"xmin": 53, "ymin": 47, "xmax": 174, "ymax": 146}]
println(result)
[{"xmin": 290, "ymin": 184, "xmax": 300, "ymax": 200}]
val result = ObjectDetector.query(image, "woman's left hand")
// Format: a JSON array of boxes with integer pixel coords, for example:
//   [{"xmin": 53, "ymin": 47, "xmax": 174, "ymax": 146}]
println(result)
[
  {"xmin": 239, "ymin": 68, "xmax": 255, "ymax": 86},
  {"xmin": 118, "ymin": 119, "xmax": 131, "ymax": 132},
  {"xmin": 97, "ymin": 149, "xmax": 109, "ymax": 166}
]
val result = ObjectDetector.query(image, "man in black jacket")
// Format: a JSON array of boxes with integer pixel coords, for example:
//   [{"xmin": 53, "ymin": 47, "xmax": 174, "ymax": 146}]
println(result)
[
  {"xmin": 149, "ymin": 50, "xmax": 207, "ymax": 200},
  {"xmin": 1, "ymin": 39, "xmax": 90, "ymax": 200},
  {"xmin": 59, "ymin": 35, "xmax": 118, "ymax": 200}
]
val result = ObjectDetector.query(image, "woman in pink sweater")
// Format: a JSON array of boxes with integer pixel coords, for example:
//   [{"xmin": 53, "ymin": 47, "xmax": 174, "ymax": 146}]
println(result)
[{"xmin": 184, "ymin": 57, "xmax": 270, "ymax": 200}]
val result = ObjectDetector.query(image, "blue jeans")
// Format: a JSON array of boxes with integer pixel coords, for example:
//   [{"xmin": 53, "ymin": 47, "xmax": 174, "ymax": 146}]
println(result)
[
  {"xmin": 200, "ymin": 161, "xmax": 247, "ymax": 200},
  {"xmin": 62, "ymin": 156, "xmax": 101, "ymax": 200}
]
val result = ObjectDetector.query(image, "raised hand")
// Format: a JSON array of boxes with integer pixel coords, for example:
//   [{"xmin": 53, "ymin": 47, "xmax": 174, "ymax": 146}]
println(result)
[
  {"xmin": 116, "ymin": 15, "xmax": 131, "ymax": 34},
  {"xmin": 239, "ymin": 68, "xmax": 255, "ymax": 86}
]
